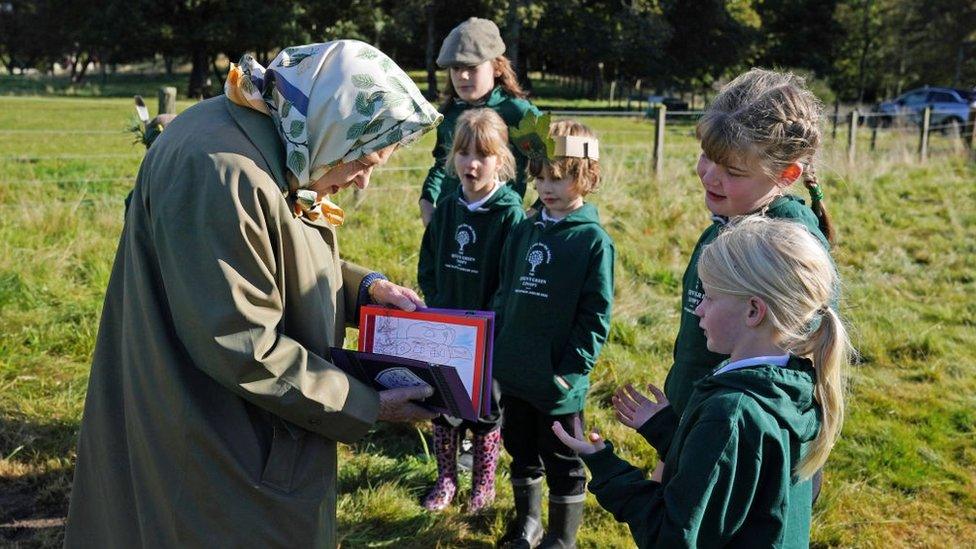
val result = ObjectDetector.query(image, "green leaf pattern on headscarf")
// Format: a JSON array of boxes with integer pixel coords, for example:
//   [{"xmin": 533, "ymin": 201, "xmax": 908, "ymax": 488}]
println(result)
[{"xmin": 230, "ymin": 40, "xmax": 442, "ymax": 191}]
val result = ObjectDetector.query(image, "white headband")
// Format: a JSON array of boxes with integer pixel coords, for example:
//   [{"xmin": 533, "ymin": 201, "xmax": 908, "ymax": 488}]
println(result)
[{"xmin": 554, "ymin": 136, "xmax": 599, "ymax": 160}]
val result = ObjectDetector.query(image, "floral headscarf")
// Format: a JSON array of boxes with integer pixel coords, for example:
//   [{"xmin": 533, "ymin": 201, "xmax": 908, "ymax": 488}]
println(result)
[{"xmin": 225, "ymin": 40, "xmax": 442, "ymax": 224}]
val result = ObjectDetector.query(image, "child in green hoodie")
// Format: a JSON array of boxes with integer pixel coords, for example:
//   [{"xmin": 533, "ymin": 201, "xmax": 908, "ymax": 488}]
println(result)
[
  {"xmin": 492, "ymin": 120, "xmax": 614, "ymax": 548},
  {"xmin": 660, "ymin": 68, "xmax": 836, "ymax": 420},
  {"xmin": 647, "ymin": 68, "xmax": 838, "ymax": 503},
  {"xmin": 418, "ymin": 108, "xmax": 525, "ymax": 513},
  {"xmin": 554, "ymin": 216, "xmax": 852, "ymax": 548},
  {"xmin": 419, "ymin": 17, "xmax": 541, "ymax": 226}
]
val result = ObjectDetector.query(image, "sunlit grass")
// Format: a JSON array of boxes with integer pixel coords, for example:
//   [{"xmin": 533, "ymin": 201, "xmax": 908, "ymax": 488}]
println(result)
[{"xmin": 1, "ymin": 95, "xmax": 974, "ymax": 546}]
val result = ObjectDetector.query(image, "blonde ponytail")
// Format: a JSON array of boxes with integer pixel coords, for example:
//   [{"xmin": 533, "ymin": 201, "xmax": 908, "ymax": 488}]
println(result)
[
  {"xmin": 698, "ymin": 216, "xmax": 853, "ymax": 480},
  {"xmin": 792, "ymin": 307, "xmax": 851, "ymax": 479}
]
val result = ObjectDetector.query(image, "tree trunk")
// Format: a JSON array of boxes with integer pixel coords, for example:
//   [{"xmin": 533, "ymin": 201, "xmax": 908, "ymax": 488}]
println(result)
[
  {"xmin": 212, "ymin": 55, "xmax": 226, "ymax": 88},
  {"xmin": 953, "ymin": 43, "xmax": 964, "ymax": 88},
  {"xmin": 590, "ymin": 62, "xmax": 604, "ymax": 100},
  {"xmin": 424, "ymin": 2, "xmax": 438, "ymax": 100},
  {"xmin": 505, "ymin": 0, "xmax": 522, "ymax": 72},
  {"xmin": 164, "ymin": 55, "xmax": 174, "ymax": 76},
  {"xmin": 188, "ymin": 46, "xmax": 210, "ymax": 99},
  {"xmin": 519, "ymin": 47, "xmax": 531, "ymax": 91},
  {"xmin": 73, "ymin": 53, "xmax": 92, "ymax": 84},
  {"xmin": 855, "ymin": 0, "xmax": 874, "ymax": 104},
  {"xmin": 68, "ymin": 52, "xmax": 80, "ymax": 82}
]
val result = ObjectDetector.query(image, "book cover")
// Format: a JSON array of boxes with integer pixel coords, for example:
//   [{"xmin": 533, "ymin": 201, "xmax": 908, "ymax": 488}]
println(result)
[
  {"xmin": 358, "ymin": 305, "xmax": 494, "ymax": 419},
  {"xmin": 329, "ymin": 348, "xmax": 477, "ymax": 421}
]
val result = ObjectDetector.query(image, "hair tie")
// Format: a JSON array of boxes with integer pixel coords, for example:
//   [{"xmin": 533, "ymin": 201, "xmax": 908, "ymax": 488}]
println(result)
[
  {"xmin": 817, "ymin": 305, "xmax": 830, "ymax": 315},
  {"xmin": 806, "ymin": 182, "xmax": 824, "ymax": 203}
]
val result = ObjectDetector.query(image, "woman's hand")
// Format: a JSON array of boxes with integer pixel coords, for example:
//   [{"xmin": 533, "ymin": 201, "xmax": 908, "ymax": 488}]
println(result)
[
  {"xmin": 551, "ymin": 416, "xmax": 606, "ymax": 455},
  {"xmin": 368, "ymin": 279, "xmax": 425, "ymax": 312},
  {"xmin": 377, "ymin": 385, "xmax": 438, "ymax": 422},
  {"xmin": 419, "ymin": 198, "xmax": 435, "ymax": 226},
  {"xmin": 612, "ymin": 383, "xmax": 669, "ymax": 430}
]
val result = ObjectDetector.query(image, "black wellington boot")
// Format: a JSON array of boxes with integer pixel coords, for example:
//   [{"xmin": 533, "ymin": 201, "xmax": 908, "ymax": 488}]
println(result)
[
  {"xmin": 538, "ymin": 499, "xmax": 584, "ymax": 549},
  {"xmin": 497, "ymin": 478, "xmax": 544, "ymax": 548}
]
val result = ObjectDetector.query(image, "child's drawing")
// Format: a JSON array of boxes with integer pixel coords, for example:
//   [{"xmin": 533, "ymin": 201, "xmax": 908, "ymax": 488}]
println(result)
[{"xmin": 371, "ymin": 317, "xmax": 479, "ymax": 398}]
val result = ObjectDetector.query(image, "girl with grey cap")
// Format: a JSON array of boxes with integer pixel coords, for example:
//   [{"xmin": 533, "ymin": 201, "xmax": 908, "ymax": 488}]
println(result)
[{"xmin": 418, "ymin": 17, "xmax": 541, "ymax": 226}]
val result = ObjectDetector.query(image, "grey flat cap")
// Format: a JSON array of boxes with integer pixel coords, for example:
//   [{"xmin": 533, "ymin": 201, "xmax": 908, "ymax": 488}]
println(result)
[{"xmin": 437, "ymin": 17, "xmax": 505, "ymax": 67}]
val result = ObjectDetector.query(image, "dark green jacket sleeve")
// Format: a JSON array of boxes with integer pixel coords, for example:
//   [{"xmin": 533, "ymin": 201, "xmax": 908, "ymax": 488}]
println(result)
[
  {"xmin": 636, "ymin": 405, "xmax": 679, "ymax": 457},
  {"xmin": 582, "ymin": 441, "xmax": 664, "ymax": 542},
  {"xmin": 421, "ymin": 124, "xmax": 450, "ymax": 204},
  {"xmin": 417, "ymin": 213, "xmax": 439, "ymax": 302},
  {"xmin": 490, "ymin": 230, "xmax": 516, "ymax": 333},
  {"xmin": 585, "ymin": 420, "xmax": 759, "ymax": 548},
  {"xmin": 555, "ymin": 241, "xmax": 615, "ymax": 375}
]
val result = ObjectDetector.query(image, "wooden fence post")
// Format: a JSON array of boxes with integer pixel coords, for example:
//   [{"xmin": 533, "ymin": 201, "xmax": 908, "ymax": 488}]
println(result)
[
  {"xmin": 831, "ymin": 100, "xmax": 840, "ymax": 140},
  {"xmin": 870, "ymin": 121, "xmax": 878, "ymax": 152},
  {"xmin": 652, "ymin": 103, "xmax": 667, "ymax": 177},
  {"xmin": 158, "ymin": 86, "xmax": 176, "ymax": 115},
  {"xmin": 967, "ymin": 106, "xmax": 976, "ymax": 160},
  {"xmin": 847, "ymin": 109, "xmax": 859, "ymax": 163},
  {"xmin": 918, "ymin": 106, "xmax": 931, "ymax": 162}
]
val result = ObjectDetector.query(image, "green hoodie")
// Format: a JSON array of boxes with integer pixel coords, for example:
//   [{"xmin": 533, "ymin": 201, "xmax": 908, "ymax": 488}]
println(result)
[
  {"xmin": 418, "ymin": 184, "xmax": 525, "ymax": 309},
  {"xmin": 491, "ymin": 204, "xmax": 615, "ymax": 414},
  {"xmin": 583, "ymin": 355, "xmax": 821, "ymax": 548},
  {"xmin": 664, "ymin": 195, "xmax": 829, "ymax": 415},
  {"xmin": 420, "ymin": 86, "xmax": 541, "ymax": 205}
]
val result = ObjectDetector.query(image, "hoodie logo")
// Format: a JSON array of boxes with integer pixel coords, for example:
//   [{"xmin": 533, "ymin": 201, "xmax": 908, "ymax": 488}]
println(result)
[
  {"xmin": 455, "ymin": 224, "xmax": 476, "ymax": 255},
  {"xmin": 526, "ymin": 243, "xmax": 551, "ymax": 275},
  {"xmin": 516, "ymin": 242, "xmax": 552, "ymax": 299},
  {"xmin": 447, "ymin": 224, "xmax": 479, "ymax": 274}
]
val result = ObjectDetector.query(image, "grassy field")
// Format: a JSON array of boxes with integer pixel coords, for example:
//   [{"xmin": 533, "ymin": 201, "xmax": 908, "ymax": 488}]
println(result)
[{"xmin": 0, "ymin": 94, "xmax": 974, "ymax": 547}]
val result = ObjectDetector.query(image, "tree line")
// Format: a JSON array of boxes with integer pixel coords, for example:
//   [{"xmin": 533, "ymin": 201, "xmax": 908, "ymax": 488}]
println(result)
[{"xmin": 0, "ymin": 0, "xmax": 973, "ymax": 102}]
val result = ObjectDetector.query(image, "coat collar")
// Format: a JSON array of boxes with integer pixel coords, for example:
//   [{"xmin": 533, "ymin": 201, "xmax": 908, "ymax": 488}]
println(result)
[
  {"xmin": 223, "ymin": 96, "xmax": 289, "ymax": 191},
  {"xmin": 224, "ymin": 96, "xmax": 334, "ymax": 230}
]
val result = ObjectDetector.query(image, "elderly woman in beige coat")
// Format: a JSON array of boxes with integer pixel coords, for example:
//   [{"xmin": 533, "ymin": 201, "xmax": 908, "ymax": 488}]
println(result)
[{"xmin": 65, "ymin": 41, "xmax": 443, "ymax": 548}]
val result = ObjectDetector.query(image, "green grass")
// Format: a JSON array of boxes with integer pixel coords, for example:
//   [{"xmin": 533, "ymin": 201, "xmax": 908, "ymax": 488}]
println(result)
[{"xmin": 1, "ymin": 94, "xmax": 975, "ymax": 547}]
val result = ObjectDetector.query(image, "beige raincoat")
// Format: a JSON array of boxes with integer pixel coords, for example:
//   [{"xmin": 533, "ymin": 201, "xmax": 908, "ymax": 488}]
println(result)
[{"xmin": 64, "ymin": 96, "xmax": 383, "ymax": 547}]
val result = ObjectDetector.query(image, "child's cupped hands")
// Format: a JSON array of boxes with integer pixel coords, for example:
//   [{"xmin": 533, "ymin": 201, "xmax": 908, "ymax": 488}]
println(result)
[
  {"xmin": 612, "ymin": 383, "xmax": 669, "ymax": 430},
  {"xmin": 551, "ymin": 417, "xmax": 606, "ymax": 455}
]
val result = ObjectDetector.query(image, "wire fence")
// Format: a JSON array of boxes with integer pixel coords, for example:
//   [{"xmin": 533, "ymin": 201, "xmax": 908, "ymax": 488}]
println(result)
[{"xmin": 1, "ymin": 105, "xmax": 973, "ymax": 188}]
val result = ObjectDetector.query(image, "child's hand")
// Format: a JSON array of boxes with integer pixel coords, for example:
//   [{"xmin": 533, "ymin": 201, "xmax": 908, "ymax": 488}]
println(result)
[
  {"xmin": 551, "ymin": 417, "xmax": 606, "ymax": 455},
  {"xmin": 612, "ymin": 383, "xmax": 669, "ymax": 430}
]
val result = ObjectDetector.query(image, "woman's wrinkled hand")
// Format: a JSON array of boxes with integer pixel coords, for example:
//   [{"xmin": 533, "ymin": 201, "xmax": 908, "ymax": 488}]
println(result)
[
  {"xmin": 377, "ymin": 385, "xmax": 437, "ymax": 422},
  {"xmin": 551, "ymin": 416, "xmax": 605, "ymax": 455},
  {"xmin": 368, "ymin": 279, "xmax": 425, "ymax": 312},
  {"xmin": 612, "ymin": 383, "xmax": 669, "ymax": 431}
]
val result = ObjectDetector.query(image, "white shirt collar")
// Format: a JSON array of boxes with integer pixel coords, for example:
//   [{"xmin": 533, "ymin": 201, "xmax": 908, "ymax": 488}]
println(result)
[
  {"xmin": 541, "ymin": 208, "xmax": 564, "ymax": 224},
  {"xmin": 713, "ymin": 354, "xmax": 790, "ymax": 376},
  {"xmin": 459, "ymin": 180, "xmax": 501, "ymax": 212}
]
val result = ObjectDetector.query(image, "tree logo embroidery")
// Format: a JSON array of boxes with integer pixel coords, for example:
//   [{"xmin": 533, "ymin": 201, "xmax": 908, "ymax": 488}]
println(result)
[
  {"xmin": 455, "ymin": 224, "xmax": 476, "ymax": 255},
  {"xmin": 526, "ymin": 243, "xmax": 552, "ymax": 275}
]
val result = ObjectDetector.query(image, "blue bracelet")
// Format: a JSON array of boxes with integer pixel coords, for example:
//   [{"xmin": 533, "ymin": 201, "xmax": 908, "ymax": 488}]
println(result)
[{"xmin": 357, "ymin": 272, "xmax": 388, "ymax": 312}]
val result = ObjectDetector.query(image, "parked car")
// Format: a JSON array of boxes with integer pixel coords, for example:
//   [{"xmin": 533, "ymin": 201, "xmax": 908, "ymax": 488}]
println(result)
[
  {"xmin": 645, "ymin": 95, "xmax": 689, "ymax": 112},
  {"xmin": 870, "ymin": 86, "xmax": 975, "ymax": 132}
]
